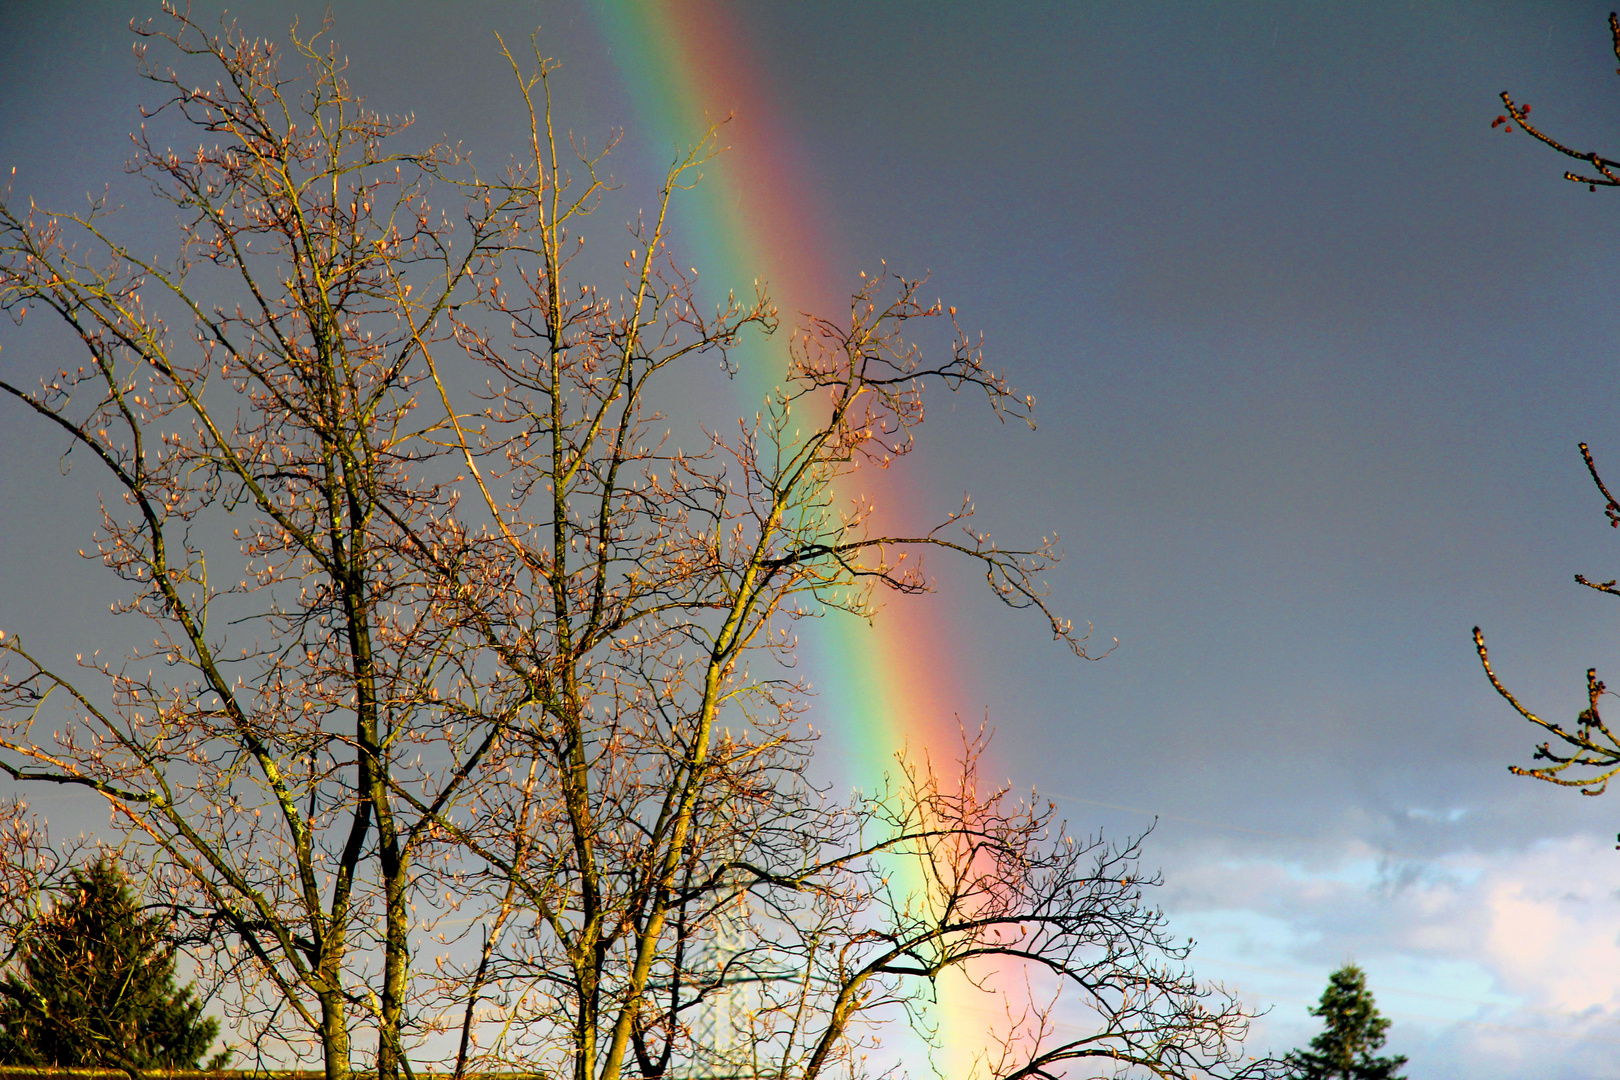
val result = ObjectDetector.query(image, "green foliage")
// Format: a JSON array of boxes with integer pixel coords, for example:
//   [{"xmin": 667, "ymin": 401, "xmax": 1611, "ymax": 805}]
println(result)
[
  {"xmin": 0, "ymin": 858, "xmax": 228, "ymax": 1071},
  {"xmin": 1286, "ymin": 964, "xmax": 1407, "ymax": 1080}
]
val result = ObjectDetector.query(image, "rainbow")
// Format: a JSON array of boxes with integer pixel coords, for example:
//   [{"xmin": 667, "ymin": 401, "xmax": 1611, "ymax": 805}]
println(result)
[
  {"xmin": 598, "ymin": 0, "xmax": 994, "ymax": 1072},
  {"xmin": 595, "ymin": 0, "xmax": 975, "ymax": 789}
]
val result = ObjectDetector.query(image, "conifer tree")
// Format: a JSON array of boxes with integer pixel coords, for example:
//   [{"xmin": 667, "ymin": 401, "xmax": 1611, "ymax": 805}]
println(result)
[
  {"xmin": 1286, "ymin": 965, "xmax": 1406, "ymax": 1080},
  {"xmin": 0, "ymin": 858, "xmax": 227, "ymax": 1071}
]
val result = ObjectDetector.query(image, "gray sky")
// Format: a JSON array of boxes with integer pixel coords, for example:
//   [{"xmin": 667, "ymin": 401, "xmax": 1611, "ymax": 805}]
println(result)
[{"xmin": 5, "ymin": 2, "xmax": 1620, "ymax": 1075}]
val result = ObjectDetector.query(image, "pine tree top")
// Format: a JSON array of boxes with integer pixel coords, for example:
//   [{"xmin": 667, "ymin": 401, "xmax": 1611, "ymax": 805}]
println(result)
[
  {"xmin": 0, "ymin": 859, "xmax": 227, "ymax": 1072},
  {"xmin": 1286, "ymin": 964, "xmax": 1407, "ymax": 1080}
]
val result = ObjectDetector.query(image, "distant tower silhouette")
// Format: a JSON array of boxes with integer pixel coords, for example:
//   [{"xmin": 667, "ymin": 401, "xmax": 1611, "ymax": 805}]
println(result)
[{"xmin": 690, "ymin": 889, "xmax": 750, "ymax": 1078}]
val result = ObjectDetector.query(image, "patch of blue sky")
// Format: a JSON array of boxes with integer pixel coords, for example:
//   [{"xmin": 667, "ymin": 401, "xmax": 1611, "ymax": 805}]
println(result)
[{"xmin": 1355, "ymin": 956, "xmax": 1523, "ymax": 1027}]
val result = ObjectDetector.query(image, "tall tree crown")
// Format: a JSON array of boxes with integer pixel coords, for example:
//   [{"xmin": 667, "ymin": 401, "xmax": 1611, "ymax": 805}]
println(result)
[{"xmin": 0, "ymin": 8, "xmax": 1278, "ymax": 1080}]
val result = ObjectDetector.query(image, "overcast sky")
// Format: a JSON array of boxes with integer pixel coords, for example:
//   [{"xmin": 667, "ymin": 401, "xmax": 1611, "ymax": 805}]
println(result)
[{"xmin": 6, "ymin": 2, "xmax": 1620, "ymax": 1076}]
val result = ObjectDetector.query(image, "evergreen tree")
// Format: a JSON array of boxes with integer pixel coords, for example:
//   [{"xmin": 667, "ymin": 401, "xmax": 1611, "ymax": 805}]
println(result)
[
  {"xmin": 1287, "ymin": 964, "xmax": 1406, "ymax": 1080},
  {"xmin": 0, "ymin": 858, "xmax": 228, "ymax": 1071}
]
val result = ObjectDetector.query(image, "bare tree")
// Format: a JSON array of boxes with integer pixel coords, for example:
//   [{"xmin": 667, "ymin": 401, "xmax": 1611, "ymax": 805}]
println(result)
[
  {"xmin": 0, "ymin": 801, "xmax": 70, "ymax": 974},
  {"xmin": 1476, "ymin": 445, "xmax": 1620, "ymax": 796},
  {"xmin": 1478, "ymin": 14, "xmax": 1620, "ymax": 803},
  {"xmin": 0, "ymin": 8, "xmax": 1276, "ymax": 1080},
  {"xmin": 788, "ymin": 734, "xmax": 1272, "ymax": 1080},
  {"xmin": 0, "ymin": 8, "xmax": 560, "ymax": 1075},
  {"xmin": 1492, "ymin": 13, "xmax": 1620, "ymax": 192}
]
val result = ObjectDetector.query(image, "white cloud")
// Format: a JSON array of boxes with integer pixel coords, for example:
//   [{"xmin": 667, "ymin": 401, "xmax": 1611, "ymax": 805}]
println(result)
[{"xmin": 1152, "ymin": 833, "xmax": 1620, "ymax": 1079}]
